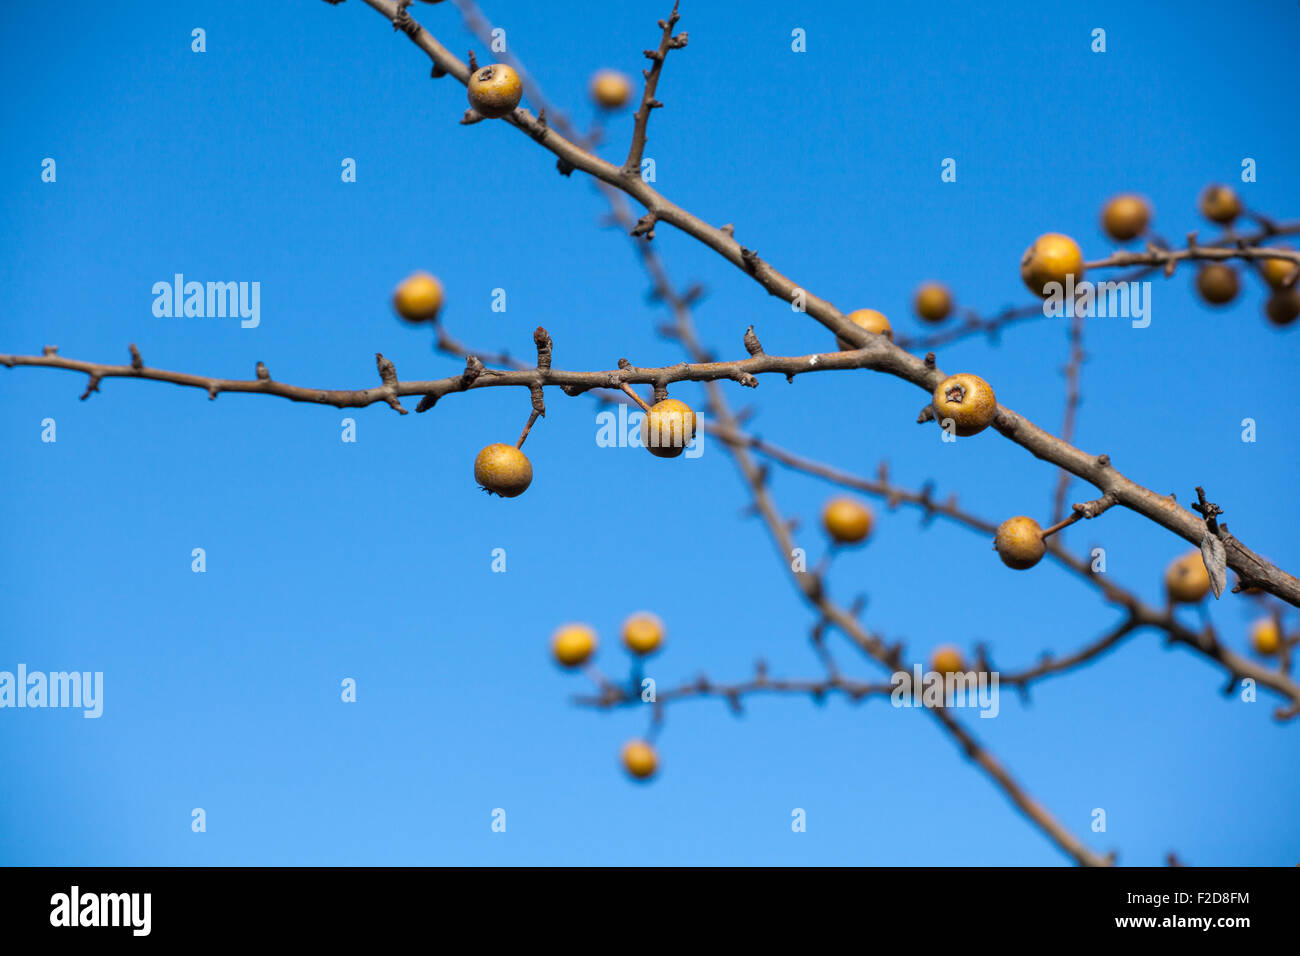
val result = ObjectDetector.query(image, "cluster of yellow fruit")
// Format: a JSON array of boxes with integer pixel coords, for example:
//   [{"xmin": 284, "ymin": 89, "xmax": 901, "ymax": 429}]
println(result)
[
  {"xmin": 390, "ymin": 271, "xmax": 698, "ymax": 495},
  {"xmin": 390, "ymin": 273, "xmax": 540, "ymax": 497},
  {"xmin": 470, "ymin": 397, "xmax": 696, "ymax": 498},
  {"xmin": 551, "ymin": 615, "xmax": 665, "ymax": 780},
  {"xmin": 551, "ymin": 614, "xmax": 665, "ymax": 668},
  {"xmin": 465, "ymin": 62, "xmax": 635, "ymax": 117},
  {"xmin": 1164, "ymin": 553, "xmax": 1295, "ymax": 658},
  {"xmin": 1099, "ymin": 187, "xmax": 1298, "ymax": 325},
  {"xmin": 837, "ymin": 285, "xmax": 952, "ymax": 345}
]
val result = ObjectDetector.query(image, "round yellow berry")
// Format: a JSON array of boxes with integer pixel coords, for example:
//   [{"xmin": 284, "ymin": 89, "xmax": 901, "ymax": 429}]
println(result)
[
  {"xmin": 621, "ymin": 739, "xmax": 658, "ymax": 780},
  {"xmin": 1165, "ymin": 551, "xmax": 1211, "ymax": 604},
  {"xmin": 931, "ymin": 645, "xmax": 964, "ymax": 675},
  {"xmin": 994, "ymin": 516, "xmax": 1046, "ymax": 570},
  {"xmin": 822, "ymin": 497, "xmax": 874, "ymax": 545},
  {"xmin": 1020, "ymin": 233, "xmax": 1085, "ymax": 297},
  {"xmin": 1265, "ymin": 288, "xmax": 1300, "ymax": 328},
  {"xmin": 1101, "ymin": 194, "xmax": 1150, "ymax": 242},
  {"xmin": 467, "ymin": 63, "xmax": 522, "ymax": 118},
  {"xmin": 932, "ymin": 373, "xmax": 997, "ymax": 437},
  {"xmin": 590, "ymin": 70, "xmax": 632, "ymax": 110},
  {"xmin": 392, "ymin": 271, "xmax": 444, "ymax": 323},
  {"xmin": 914, "ymin": 283, "xmax": 953, "ymax": 323},
  {"xmin": 1250, "ymin": 619, "xmax": 1281, "ymax": 656},
  {"xmin": 1259, "ymin": 249, "xmax": 1295, "ymax": 289},
  {"xmin": 836, "ymin": 308, "xmax": 891, "ymax": 348},
  {"xmin": 1196, "ymin": 263, "xmax": 1239, "ymax": 305},
  {"xmin": 622, "ymin": 613, "xmax": 664, "ymax": 656},
  {"xmin": 1199, "ymin": 185, "xmax": 1242, "ymax": 225},
  {"xmin": 551, "ymin": 624, "xmax": 596, "ymax": 668},
  {"xmin": 640, "ymin": 398, "xmax": 697, "ymax": 458},
  {"xmin": 473, "ymin": 443, "xmax": 533, "ymax": 497}
]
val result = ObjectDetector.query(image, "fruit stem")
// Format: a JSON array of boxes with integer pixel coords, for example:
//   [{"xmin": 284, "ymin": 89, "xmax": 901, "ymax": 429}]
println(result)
[
  {"xmin": 619, "ymin": 382, "xmax": 653, "ymax": 413},
  {"xmin": 516, "ymin": 409, "xmax": 542, "ymax": 449},
  {"xmin": 1039, "ymin": 513, "xmax": 1082, "ymax": 540}
]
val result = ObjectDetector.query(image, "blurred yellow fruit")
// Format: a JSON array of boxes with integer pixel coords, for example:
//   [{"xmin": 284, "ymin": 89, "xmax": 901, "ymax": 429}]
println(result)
[
  {"xmin": 1259, "ymin": 249, "xmax": 1295, "ymax": 289},
  {"xmin": 622, "ymin": 613, "xmax": 664, "ymax": 655},
  {"xmin": 837, "ymin": 308, "xmax": 891, "ymax": 348},
  {"xmin": 1199, "ymin": 184, "xmax": 1242, "ymax": 225},
  {"xmin": 1165, "ymin": 551, "xmax": 1211, "ymax": 604},
  {"xmin": 1195, "ymin": 263, "xmax": 1239, "ymax": 305},
  {"xmin": 931, "ymin": 646, "xmax": 964, "ymax": 675},
  {"xmin": 1101, "ymin": 194, "xmax": 1151, "ymax": 241},
  {"xmin": 392, "ymin": 271, "xmax": 444, "ymax": 322},
  {"xmin": 552, "ymin": 624, "xmax": 597, "ymax": 668},
  {"xmin": 590, "ymin": 70, "xmax": 632, "ymax": 109},
  {"xmin": 1265, "ymin": 288, "xmax": 1300, "ymax": 328},
  {"xmin": 621, "ymin": 739, "xmax": 658, "ymax": 780},
  {"xmin": 822, "ymin": 497, "xmax": 874, "ymax": 545},
  {"xmin": 914, "ymin": 283, "xmax": 953, "ymax": 323},
  {"xmin": 1250, "ymin": 619, "xmax": 1281, "ymax": 656},
  {"xmin": 1021, "ymin": 233, "xmax": 1084, "ymax": 297}
]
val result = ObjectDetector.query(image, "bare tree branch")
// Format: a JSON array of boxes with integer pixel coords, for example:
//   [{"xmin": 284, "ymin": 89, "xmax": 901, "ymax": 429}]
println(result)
[{"xmin": 337, "ymin": 0, "xmax": 1300, "ymax": 608}]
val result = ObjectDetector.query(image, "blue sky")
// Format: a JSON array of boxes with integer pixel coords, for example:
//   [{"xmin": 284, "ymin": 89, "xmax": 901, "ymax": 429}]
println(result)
[{"xmin": 1, "ymin": 0, "xmax": 1297, "ymax": 866}]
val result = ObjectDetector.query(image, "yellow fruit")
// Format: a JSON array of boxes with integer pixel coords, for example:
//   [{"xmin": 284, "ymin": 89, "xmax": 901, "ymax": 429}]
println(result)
[
  {"xmin": 1101, "ymin": 194, "xmax": 1151, "ymax": 241},
  {"xmin": 1250, "ymin": 619, "xmax": 1281, "ymax": 656},
  {"xmin": 994, "ymin": 516, "xmax": 1046, "ymax": 570},
  {"xmin": 392, "ymin": 271, "xmax": 444, "ymax": 323},
  {"xmin": 1259, "ymin": 249, "xmax": 1296, "ymax": 289},
  {"xmin": 1195, "ymin": 263, "xmax": 1239, "ymax": 305},
  {"xmin": 1020, "ymin": 233, "xmax": 1085, "ymax": 297},
  {"xmin": 622, "ymin": 613, "xmax": 664, "ymax": 655},
  {"xmin": 931, "ymin": 646, "xmax": 964, "ymax": 675},
  {"xmin": 640, "ymin": 398, "xmax": 697, "ymax": 458},
  {"xmin": 467, "ymin": 63, "xmax": 522, "ymax": 118},
  {"xmin": 836, "ymin": 308, "xmax": 891, "ymax": 348},
  {"xmin": 914, "ymin": 283, "xmax": 953, "ymax": 323},
  {"xmin": 621, "ymin": 739, "xmax": 658, "ymax": 780},
  {"xmin": 1165, "ymin": 551, "xmax": 1211, "ymax": 604},
  {"xmin": 1265, "ymin": 288, "xmax": 1300, "ymax": 327},
  {"xmin": 822, "ymin": 497, "xmax": 874, "ymax": 545},
  {"xmin": 932, "ymin": 373, "xmax": 997, "ymax": 437},
  {"xmin": 473, "ymin": 443, "xmax": 533, "ymax": 497},
  {"xmin": 1199, "ymin": 185, "xmax": 1242, "ymax": 225},
  {"xmin": 590, "ymin": 70, "xmax": 632, "ymax": 109},
  {"xmin": 551, "ymin": 624, "xmax": 596, "ymax": 668}
]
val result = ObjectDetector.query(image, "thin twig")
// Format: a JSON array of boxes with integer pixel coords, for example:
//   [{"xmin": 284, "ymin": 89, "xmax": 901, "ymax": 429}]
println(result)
[{"xmin": 339, "ymin": 0, "xmax": 1300, "ymax": 608}]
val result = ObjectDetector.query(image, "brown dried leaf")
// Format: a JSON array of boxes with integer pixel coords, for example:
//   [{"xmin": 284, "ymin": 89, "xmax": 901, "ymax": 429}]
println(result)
[{"xmin": 1200, "ymin": 533, "xmax": 1227, "ymax": 599}]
